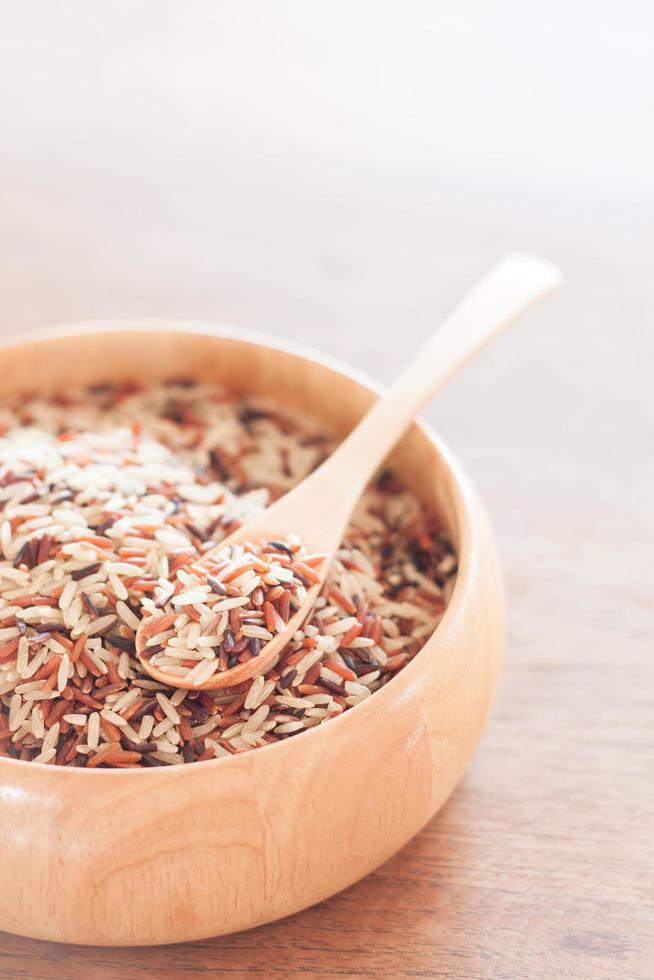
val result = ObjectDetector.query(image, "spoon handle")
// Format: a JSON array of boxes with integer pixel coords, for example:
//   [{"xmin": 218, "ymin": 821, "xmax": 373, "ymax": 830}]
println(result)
[{"xmin": 303, "ymin": 253, "xmax": 561, "ymax": 521}]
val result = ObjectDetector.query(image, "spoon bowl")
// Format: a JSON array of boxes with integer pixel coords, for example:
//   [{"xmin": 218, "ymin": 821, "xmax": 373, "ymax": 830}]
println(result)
[{"xmin": 136, "ymin": 574, "xmax": 322, "ymax": 690}]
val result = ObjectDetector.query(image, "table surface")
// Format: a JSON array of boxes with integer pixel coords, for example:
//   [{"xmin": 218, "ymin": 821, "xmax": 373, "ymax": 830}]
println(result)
[{"xmin": 0, "ymin": 3, "xmax": 652, "ymax": 976}]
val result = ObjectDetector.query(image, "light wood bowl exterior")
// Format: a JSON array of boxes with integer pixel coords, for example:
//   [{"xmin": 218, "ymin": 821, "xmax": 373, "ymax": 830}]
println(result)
[{"xmin": 0, "ymin": 321, "xmax": 505, "ymax": 946}]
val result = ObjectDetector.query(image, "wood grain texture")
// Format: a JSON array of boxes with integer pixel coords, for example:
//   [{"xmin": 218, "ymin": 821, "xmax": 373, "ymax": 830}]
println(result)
[{"xmin": 0, "ymin": 0, "xmax": 652, "ymax": 972}]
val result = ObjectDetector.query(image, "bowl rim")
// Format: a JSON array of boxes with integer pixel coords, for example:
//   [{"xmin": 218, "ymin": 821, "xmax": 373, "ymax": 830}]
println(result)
[{"xmin": 0, "ymin": 319, "xmax": 481, "ymax": 779}]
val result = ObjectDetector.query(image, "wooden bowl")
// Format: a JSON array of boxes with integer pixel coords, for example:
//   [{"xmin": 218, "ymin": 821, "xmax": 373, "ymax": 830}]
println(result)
[{"xmin": 0, "ymin": 321, "xmax": 505, "ymax": 945}]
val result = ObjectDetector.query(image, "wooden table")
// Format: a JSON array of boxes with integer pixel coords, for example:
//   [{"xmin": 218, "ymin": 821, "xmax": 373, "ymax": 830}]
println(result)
[{"xmin": 0, "ymin": 3, "xmax": 652, "ymax": 975}]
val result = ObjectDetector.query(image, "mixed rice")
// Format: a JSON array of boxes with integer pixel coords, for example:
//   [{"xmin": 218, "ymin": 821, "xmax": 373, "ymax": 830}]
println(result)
[
  {"xmin": 140, "ymin": 535, "xmax": 325, "ymax": 686},
  {"xmin": 0, "ymin": 381, "xmax": 456, "ymax": 767}
]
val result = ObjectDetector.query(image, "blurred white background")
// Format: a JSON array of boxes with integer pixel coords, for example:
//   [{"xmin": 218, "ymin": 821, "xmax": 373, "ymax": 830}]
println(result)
[
  {"xmin": 1, "ymin": 1, "xmax": 651, "ymax": 339},
  {"xmin": 0, "ymin": 1, "xmax": 651, "ymax": 605}
]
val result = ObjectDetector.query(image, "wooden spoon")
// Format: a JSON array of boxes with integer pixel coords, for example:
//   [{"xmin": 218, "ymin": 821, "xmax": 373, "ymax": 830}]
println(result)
[{"xmin": 136, "ymin": 253, "xmax": 560, "ymax": 689}]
